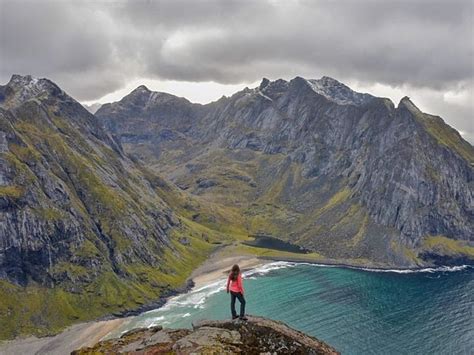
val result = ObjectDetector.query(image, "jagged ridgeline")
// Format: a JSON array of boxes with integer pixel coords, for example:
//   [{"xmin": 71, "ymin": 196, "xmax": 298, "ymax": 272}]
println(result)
[
  {"xmin": 0, "ymin": 75, "xmax": 236, "ymax": 339},
  {"xmin": 97, "ymin": 76, "xmax": 474, "ymax": 266}
]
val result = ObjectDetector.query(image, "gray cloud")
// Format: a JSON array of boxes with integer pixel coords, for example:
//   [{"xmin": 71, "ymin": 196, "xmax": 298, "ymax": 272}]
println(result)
[{"xmin": 0, "ymin": 0, "xmax": 472, "ymax": 141}]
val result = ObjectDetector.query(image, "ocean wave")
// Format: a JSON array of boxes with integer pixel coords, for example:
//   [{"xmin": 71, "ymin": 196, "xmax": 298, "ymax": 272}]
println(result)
[
  {"xmin": 143, "ymin": 315, "xmax": 165, "ymax": 328},
  {"xmin": 243, "ymin": 261, "xmax": 298, "ymax": 277},
  {"xmin": 358, "ymin": 264, "xmax": 471, "ymax": 274},
  {"xmin": 241, "ymin": 260, "xmax": 471, "ymax": 276},
  {"xmin": 297, "ymin": 262, "xmax": 471, "ymax": 274},
  {"xmin": 151, "ymin": 278, "xmax": 227, "ymax": 314}
]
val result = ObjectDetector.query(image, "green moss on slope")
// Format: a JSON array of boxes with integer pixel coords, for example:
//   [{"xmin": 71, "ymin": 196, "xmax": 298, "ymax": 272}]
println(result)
[
  {"xmin": 421, "ymin": 236, "xmax": 474, "ymax": 257},
  {"xmin": 0, "ymin": 233, "xmax": 214, "ymax": 340},
  {"xmin": 0, "ymin": 98, "xmax": 242, "ymax": 341},
  {"xmin": 414, "ymin": 112, "xmax": 474, "ymax": 164},
  {"xmin": 0, "ymin": 185, "xmax": 24, "ymax": 199}
]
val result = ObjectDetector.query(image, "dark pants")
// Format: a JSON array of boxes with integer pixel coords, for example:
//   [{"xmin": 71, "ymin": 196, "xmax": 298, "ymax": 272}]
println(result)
[{"xmin": 230, "ymin": 291, "xmax": 246, "ymax": 318}]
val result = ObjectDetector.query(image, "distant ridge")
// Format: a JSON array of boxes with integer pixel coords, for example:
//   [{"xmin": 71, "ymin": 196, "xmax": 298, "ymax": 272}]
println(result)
[{"xmin": 97, "ymin": 75, "xmax": 474, "ymax": 267}]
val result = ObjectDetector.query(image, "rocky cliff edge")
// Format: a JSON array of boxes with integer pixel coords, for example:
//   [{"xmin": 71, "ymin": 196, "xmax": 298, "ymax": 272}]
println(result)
[{"xmin": 72, "ymin": 316, "xmax": 338, "ymax": 354}]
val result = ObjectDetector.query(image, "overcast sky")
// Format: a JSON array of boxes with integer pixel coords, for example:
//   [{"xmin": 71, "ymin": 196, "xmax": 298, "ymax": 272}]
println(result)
[{"xmin": 1, "ymin": 0, "xmax": 473, "ymax": 142}]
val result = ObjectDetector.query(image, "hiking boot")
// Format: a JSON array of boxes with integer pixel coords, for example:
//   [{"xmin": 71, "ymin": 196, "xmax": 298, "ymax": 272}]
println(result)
[{"xmin": 239, "ymin": 316, "xmax": 248, "ymax": 321}]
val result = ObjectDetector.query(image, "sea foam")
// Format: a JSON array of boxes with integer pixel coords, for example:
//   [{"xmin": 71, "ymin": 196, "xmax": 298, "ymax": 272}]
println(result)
[
  {"xmin": 297, "ymin": 262, "xmax": 470, "ymax": 274},
  {"xmin": 244, "ymin": 261, "xmax": 471, "ymax": 275}
]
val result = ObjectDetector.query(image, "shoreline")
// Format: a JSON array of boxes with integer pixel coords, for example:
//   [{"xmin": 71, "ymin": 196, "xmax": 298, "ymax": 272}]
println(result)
[
  {"xmin": 1, "ymin": 245, "xmax": 470, "ymax": 354},
  {"xmin": 190, "ymin": 252, "xmax": 270, "ymax": 289},
  {"xmin": 0, "ymin": 248, "xmax": 270, "ymax": 355},
  {"xmin": 258, "ymin": 256, "xmax": 472, "ymax": 273}
]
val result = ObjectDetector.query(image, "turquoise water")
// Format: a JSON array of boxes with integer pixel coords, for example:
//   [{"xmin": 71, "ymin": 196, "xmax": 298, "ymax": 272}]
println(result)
[{"xmin": 107, "ymin": 262, "xmax": 473, "ymax": 354}]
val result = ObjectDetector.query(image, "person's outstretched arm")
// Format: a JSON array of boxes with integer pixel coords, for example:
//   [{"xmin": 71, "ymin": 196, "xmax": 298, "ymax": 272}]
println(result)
[{"xmin": 226, "ymin": 274, "xmax": 230, "ymax": 293}]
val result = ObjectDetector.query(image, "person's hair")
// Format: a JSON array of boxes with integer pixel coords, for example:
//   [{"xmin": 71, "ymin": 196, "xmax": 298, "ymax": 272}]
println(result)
[{"xmin": 230, "ymin": 264, "xmax": 240, "ymax": 281}]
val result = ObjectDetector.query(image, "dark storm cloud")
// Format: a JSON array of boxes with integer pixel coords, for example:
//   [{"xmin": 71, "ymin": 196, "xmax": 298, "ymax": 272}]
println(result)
[
  {"xmin": 1, "ymin": 0, "xmax": 472, "ymax": 95},
  {"xmin": 102, "ymin": 0, "xmax": 472, "ymax": 89},
  {"xmin": 0, "ymin": 0, "xmax": 130, "ymax": 100},
  {"xmin": 0, "ymin": 0, "xmax": 472, "ymax": 140}
]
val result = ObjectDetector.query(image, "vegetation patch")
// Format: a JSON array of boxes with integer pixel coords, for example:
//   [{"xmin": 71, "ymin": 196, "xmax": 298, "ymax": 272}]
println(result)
[
  {"xmin": 348, "ymin": 213, "xmax": 369, "ymax": 247},
  {"xmin": 0, "ymin": 231, "xmax": 215, "ymax": 341},
  {"xmin": 316, "ymin": 187, "xmax": 352, "ymax": 216},
  {"xmin": 415, "ymin": 112, "xmax": 474, "ymax": 164},
  {"xmin": 0, "ymin": 185, "xmax": 24, "ymax": 199},
  {"xmin": 421, "ymin": 235, "xmax": 474, "ymax": 257}
]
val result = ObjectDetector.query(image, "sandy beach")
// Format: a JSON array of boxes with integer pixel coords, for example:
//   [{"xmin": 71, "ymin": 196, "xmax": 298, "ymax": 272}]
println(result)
[
  {"xmin": 0, "ymin": 318, "xmax": 129, "ymax": 355},
  {"xmin": 0, "ymin": 247, "xmax": 270, "ymax": 355},
  {"xmin": 190, "ymin": 245, "xmax": 270, "ymax": 289}
]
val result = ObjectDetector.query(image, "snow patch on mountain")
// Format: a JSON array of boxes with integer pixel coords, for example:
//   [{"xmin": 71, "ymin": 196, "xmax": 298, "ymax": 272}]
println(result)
[{"xmin": 306, "ymin": 76, "xmax": 374, "ymax": 106}]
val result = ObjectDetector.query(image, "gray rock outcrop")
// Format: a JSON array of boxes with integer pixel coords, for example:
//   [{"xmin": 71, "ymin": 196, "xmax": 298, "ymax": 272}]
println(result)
[{"xmin": 72, "ymin": 316, "xmax": 339, "ymax": 354}]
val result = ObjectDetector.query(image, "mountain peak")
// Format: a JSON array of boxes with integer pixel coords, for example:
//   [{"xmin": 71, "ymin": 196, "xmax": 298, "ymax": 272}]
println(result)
[
  {"xmin": 259, "ymin": 78, "xmax": 270, "ymax": 90},
  {"xmin": 1, "ymin": 74, "xmax": 66, "ymax": 108},
  {"xmin": 305, "ymin": 76, "xmax": 375, "ymax": 106},
  {"xmin": 119, "ymin": 85, "xmax": 156, "ymax": 106},
  {"xmin": 132, "ymin": 85, "xmax": 150, "ymax": 93},
  {"xmin": 397, "ymin": 96, "xmax": 424, "ymax": 116},
  {"xmin": 9, "ymin": 74, "xmax": 35, "ymax": 84},
  {"xmin": 319, "ymin": 76, "xmax": 343, "ymax": 85},
  {"xmin": 7, "ymin": 74, "xmax": 55, "ymax": 91}
]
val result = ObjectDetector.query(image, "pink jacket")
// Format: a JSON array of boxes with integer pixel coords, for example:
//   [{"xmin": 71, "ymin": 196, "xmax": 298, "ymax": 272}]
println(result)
[{"xmin": 227, "ymin": 273, "xmax": 244, "ymax": 294}]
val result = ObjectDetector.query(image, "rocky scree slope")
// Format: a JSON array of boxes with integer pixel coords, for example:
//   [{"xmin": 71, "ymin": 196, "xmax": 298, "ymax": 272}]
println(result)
[
  {"xmin": 97, "ymin": 76, "xmax": 474, "ymax": 267},
  {"xmin": 0, "ymin": 75, "xmax": 220, "ymax": 339},
  {"xmin": 73, "ymin": 316, "xmax": 339, "ymax": 354}
]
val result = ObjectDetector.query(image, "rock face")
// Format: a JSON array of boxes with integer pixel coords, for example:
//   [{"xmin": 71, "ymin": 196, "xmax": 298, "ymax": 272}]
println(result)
[
  {"xmin": 97, "ymin": 76, "xmax": 474, "ymax": 267},
  {"xmin": 0, "ymin": 75, "xmax": 216, "ymax": 339},
  {"xmin": 0, "ymin": 75, "xmax": 175, "ymax": 286},
  {"xmin": 73, "ymin": 316, "xmax": 339, "ymax": 354}
]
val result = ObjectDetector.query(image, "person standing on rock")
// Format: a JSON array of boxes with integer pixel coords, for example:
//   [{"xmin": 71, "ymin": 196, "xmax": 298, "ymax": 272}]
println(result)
[{"xmin": 226, "ymin": 264, "xmax": 247, "ymax": 320}]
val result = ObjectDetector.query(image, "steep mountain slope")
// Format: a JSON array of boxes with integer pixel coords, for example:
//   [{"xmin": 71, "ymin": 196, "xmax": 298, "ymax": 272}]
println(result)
[
  {"xmin": 0, "ymin": 75, "xmax": 234, "ymax": 339},
  {"xmin": 97, "ymin": 76, "xmax": 474, "ymax": 267}
]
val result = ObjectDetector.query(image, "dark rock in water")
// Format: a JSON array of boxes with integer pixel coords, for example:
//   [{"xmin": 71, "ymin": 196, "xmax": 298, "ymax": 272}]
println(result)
[{"xmin": 72, "ymin": 316, "xmax": 339, "ymax": 354}]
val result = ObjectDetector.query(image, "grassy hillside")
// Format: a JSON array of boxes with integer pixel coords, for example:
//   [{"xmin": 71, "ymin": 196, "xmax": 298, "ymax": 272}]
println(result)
[{"xmin": 0, "ymin": 77, "xmax": 249, "ymax": 340}]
